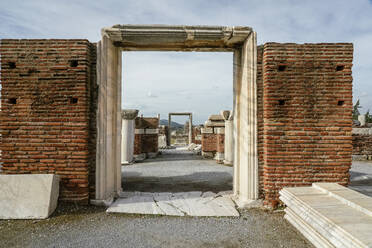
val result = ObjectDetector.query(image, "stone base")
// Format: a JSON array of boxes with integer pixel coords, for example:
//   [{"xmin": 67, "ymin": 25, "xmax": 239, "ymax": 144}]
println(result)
[
  {"xmin": 134, "ymin": 153, "xmax": 146, "ymax": 162},
  {"xmin": 0, "ymin": 174, "xmax": 59, "ymax": 219},
  {"xmin": 223, "ymin": 160, "xmax": 233, "ymax": 166},
  {"xmin": 90, "ymin": 197, "xmax": 114, "ymax": 207},
  {"xmin": 214, "ymin": 152, "xmax": 224, "ymax": 163},
  {"xmin": 147, "ymin": 152, "xmax": 158, "ymax": 159},
  {"xmin": 202, "ymin": 151, "xmax": 214, "ymax": 158},
  {"xmin": 233, "ymin": 196, "xmax": 263, "ymax": 209}
]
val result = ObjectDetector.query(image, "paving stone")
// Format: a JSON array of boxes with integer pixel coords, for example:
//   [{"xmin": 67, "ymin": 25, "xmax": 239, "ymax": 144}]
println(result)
[{"xmin": 107, "ymin": 191, "xmax": 239, "ymax": 217}]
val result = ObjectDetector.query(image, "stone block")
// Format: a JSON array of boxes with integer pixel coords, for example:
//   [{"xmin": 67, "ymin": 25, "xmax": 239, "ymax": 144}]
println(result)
[
  {"xmin": 201, "ymin": 127, "xmax": 213, "ymax": 134},
  {"xmin": 280, "ymin": 183, "xmax": 372, "ymax": 248},
  {"xmin": 0, "ymin": 174, "xmax": 59, "ymax": 219}
]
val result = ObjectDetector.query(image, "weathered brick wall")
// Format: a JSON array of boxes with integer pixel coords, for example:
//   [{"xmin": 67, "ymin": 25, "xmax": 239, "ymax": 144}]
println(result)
[
  {"xmin": 352, "ymin": 127, "xmax": 372, "ymax": 159},
  {"xmin": 0, "ymin": 39, "xmax": 96, "ymax": 204},
  {"xmin": 257, "ymin": 45, "xmax": 264, "ymax": 198},
  {"xmin": 353, "ymin": 134, "xmax": 372, "ymax": 156},
  {"xmin": 88, "ymin": 43, "xmax": 97, "ymax": 199},
  {"xmin": 216, "ymin": 133, "xmax": 224, "ymax": 153},
  {"xmin": 134, "ymin": 133, "xmax": 142, "ymax": 155},
  {"xmin": 201, "ymin": 131, "xmax": 216, "ymax": 152},
  {"xmin": 0, "ymin": 39, "xmax": 354, "ymax": 208},
  {"xmin": 134, "ymin": 117, "xmax": 159, "ymax": 156},
  {"xmin": 192, "ymin": 126, "xmax": 202, "ymax": 145},
  {"xmin": 261, "ymin": 43, "xmax": 353, "ymax": 207}
]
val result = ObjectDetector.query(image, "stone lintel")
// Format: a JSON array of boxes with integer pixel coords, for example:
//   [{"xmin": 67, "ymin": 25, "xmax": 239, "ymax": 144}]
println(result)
[
  {"xmin": 205, "ymin": 120, "xmax": 225, "ymax": 128},
  {"xmin": 102, "ymin": 25, "xmax": 252, "ymax": 51},
  {"xmin": 208, "ymin": 114, "xmax": 225, "ymax": 121},
  {"xmin": 169, "ymin": 112, "xmax": 192, "ymax": 116},
  {"xmin": 121, "ymin": 109, "xmax": 139, "ymax": 120}
]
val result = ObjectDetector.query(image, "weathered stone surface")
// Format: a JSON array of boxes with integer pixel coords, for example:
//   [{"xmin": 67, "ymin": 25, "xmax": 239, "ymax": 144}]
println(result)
[
  {"xmin": 220, "ymin": 110, "xmax": 231, "ymax": 121},
  {"xmin": 103, "ymin": 25, "xmax": 252, "ymax": 51},
  {"xmin": 0, "ymin": 174, "xmax": 59, "ymax": 219},
  {"xmin": 107, "ymin": 191, "xmax": 239, "ymax": 217},
  {"xmin": 358, "ymin": 115, "xmax": 366, "ymax": 126},
  {"xmin": 280, "ymin": 183, "xmax": 372, "ymax": 248},
  {"xmin": 121, "ymin": 109, "xmax": 139, "ymax": 120},
  {"xmin": 158, "ymin": 135, "xmax": 167, "ymax": 149}
]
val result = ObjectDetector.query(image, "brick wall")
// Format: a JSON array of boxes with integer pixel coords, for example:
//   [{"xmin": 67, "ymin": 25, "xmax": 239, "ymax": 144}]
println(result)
[
  {"xmin": 0, "ymin": 39, "xmax": 96, "ymax": 204},
  {"xmin": 201, "ymin": 131, "xmax": 217, "ymax": 153},
  {"xmin": 192, "ymin": 126, "xmax": 202, "ymax": 145},
  {"xmin": 352, "ymin": 127, "xmax": 372, "ymax": 159},
  {"xmin": 353, "ymin": 134, "xmax": 372, "ymax": 157},
  {"xmin": 134, "ymin": 117, "xmax": 159, "ymax": 156},
  {"xmin": 257, "ymin": 45, "xmax": 264, "ymax": 198},
  {"xmin": 216, "ymin": 133, "xmax": 224, "ymax": 153},
  {"xmin": 0, "ymin": 39, "xmax": 353, "ymax": 208},
  {"xmin": 261, "ymin": 43, "xmax": 353, "ymax": 207}
]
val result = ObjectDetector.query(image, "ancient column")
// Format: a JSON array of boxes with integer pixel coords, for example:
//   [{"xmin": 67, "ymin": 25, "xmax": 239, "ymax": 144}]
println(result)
[
  {"xmin": 121, "ymin": 109, "xmax": 139, "ymax": 164},
  {"xmin": 221, "ymin": 110, "xmax": 234, "ymax": 165},
  {"xmin": 189, "ymin": 114, "xmax": 193, "ymax": 144}
]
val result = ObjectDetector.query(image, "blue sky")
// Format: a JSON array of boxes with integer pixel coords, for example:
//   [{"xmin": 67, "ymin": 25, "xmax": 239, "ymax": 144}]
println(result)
[{"xmin": 1, "ymin": 0, "xmax": 372, "ymax": 123}]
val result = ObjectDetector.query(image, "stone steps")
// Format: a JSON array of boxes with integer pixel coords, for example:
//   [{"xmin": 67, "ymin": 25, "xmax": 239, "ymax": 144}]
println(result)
[{"xmin": 279, "ymin": 183, "xmax": 372, "ymax": 248}]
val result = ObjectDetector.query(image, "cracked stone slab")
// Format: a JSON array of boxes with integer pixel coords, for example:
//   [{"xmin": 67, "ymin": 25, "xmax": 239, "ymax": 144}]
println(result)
[
  {"xmin": 106, "ymin": 195, "xmax": 164, "ymax": 215},
  {"xmin": 107, "ymin": 191, "xmax": 239, "ymax": 217}
]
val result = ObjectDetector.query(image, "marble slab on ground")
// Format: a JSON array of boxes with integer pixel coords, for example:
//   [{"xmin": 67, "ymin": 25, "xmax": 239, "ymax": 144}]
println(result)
[
  {"xmin": 280, "ymin": 183, "xmax": 372, "ymax": 248},
  {"xmin": 107, "ymin": 191, "xmax": 239, "ymax": 217},
  {"xmin": 0, "ymin": 174, "xmax": 59, "ymax": 219}
]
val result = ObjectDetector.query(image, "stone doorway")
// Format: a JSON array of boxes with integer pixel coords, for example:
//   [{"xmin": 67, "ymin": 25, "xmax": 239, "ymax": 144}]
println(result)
[
  {"xmin": 94, "ymin": 25, "xmax": 258, "ymax": 208},
  {"xmin": 168, "ymin": 112, "xmax": 193, "ymax": 146}
]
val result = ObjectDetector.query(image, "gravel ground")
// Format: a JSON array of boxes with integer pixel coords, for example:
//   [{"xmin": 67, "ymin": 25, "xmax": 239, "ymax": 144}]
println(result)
[
  {"xmin": 349, "ymin": 161, "xmax": 372, "ymax": 197},
  {"xmin": 0, "ymin": 149, "xmax": 313, "ymax": 248},
  {"xmin": 122, "ymin": 149, "xmax": 233, "ymax": 193},
  {"xmin": 0, "ymin": 204, "xmax": 312, "ymax": 248}
]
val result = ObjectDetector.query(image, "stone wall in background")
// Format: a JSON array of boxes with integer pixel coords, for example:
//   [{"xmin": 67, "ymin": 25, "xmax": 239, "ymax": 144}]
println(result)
[
  {"xmin": 201, "ymin": 114, "xmax": 225, "ymax": 162},
  {"xmin": 192, "ymin": 126, "xmax": 202, "ymax": 145},
  {"xmin": 134, "ymin": 117, "xmax": 159, "ymax": 160},
  {"xmin": 352, "ymin": 126, "xmax": 372, "ymax": 160}
]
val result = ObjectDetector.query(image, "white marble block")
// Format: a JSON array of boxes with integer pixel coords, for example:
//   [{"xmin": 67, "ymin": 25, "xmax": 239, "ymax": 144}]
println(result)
[{"xmin": 0, "ymin": 174, "xmax": 60, "ymax": 219}]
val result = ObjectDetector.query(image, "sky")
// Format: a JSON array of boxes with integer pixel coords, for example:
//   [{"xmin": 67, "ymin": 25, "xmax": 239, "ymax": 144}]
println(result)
[{"xmin": 1, "ymin": 0, "xmax": 372, "ymax": 123}]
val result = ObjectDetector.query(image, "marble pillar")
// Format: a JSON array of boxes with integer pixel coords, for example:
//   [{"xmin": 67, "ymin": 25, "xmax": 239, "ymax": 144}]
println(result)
[
  {"xmin": 121, "ymin": 109, "xmax": 139, "ymax": 164},
  {"xmin": 233, "ymin": 31, "xmax": 259, "ymax": 207},
  {"xmin": 221, "ymin": 110, "xmax": 234, "ymax": 165},
  {"xmin": 188, "ymin": 115, "xmax": 193, "ymax": 144}
]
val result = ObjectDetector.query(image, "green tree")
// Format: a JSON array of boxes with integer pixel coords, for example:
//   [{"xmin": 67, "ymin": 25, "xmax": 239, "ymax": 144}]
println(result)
[
  {"xmin": 366, "ymin": 110, "xmax": 372, "ymax": 123},
  {"xmin": 353, "ymin": 99, "xmax": 362, "ymax": 120}
]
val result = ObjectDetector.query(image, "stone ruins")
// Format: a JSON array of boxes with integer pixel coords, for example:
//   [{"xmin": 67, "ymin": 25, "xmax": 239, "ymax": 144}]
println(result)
[
  {"xmin": 2, "ymin": 24, "xmax": 372, "ymax": 247},
  {"xmin": 0, "ymin": 24, "xmax": 354, "ymax": 208},
  {"xmin": 0, "ymin": 25, "xmax": 364, "ymax": 207}
]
